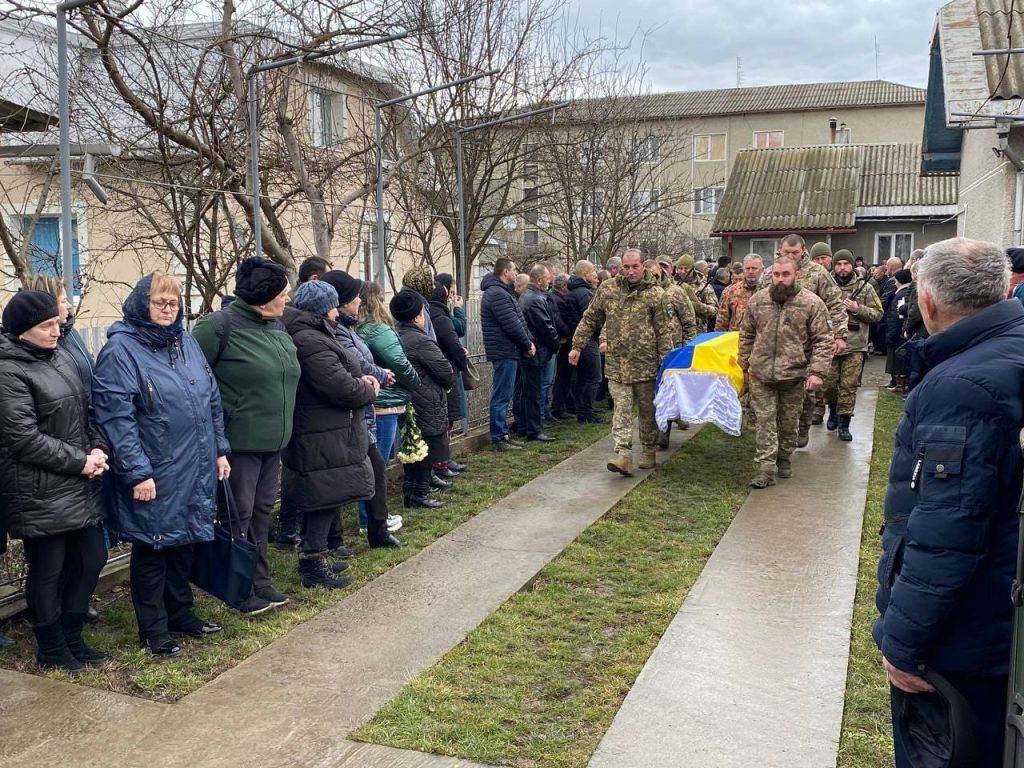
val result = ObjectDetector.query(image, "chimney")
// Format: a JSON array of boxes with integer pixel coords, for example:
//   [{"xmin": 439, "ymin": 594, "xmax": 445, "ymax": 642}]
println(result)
[{"xmin": 829, "ymin": 117, "xmax": 838, "ymax": 145}]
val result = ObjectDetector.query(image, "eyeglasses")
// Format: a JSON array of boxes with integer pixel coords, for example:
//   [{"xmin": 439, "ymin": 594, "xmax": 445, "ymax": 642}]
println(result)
[{"xmin": 151, "ymin": 299, "xmax": 180, "ymax": 311}]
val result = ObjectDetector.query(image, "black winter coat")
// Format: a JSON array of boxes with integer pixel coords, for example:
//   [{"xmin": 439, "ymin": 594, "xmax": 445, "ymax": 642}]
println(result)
[
  {"xmin": 0, "ymin": 335, "xmax": 106, "ymax": 539},
  {"xmin": 519, "ymin": 284, "xmax": 560, "ymax": 367},
  {"xmin": 281, "ymin": 311, "xmax": 376, "ymax": 512},
  {"xmin": 549, "ymin": 291, "xmax": 571, "ymax": 340},
  {"xmin": 397, "ymin": 322, "xmax": 454, "ymax": 437},
  {"xmin": 903, "ymin": 282, "xmax": 929, "ymax": 341},
  {"xmin": 480, "ymin": 273, "xmax": 531, "ymax": 361},
  {"xmin": 563, "ymin": 276, "xmax": 597, "ymax": 345},
  {"xmin": 885, "ymin": 285, "xmax": 910, "ymax": 348},
  {"xmin": 428, "ymin": 291, "xmax": 469, "ymax": 374}
]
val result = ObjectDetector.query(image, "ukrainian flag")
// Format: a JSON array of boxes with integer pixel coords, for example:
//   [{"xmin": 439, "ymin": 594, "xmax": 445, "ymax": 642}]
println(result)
[{"xmin": 655, "ymin": 332, "xmax": 743, "ymax": 436}]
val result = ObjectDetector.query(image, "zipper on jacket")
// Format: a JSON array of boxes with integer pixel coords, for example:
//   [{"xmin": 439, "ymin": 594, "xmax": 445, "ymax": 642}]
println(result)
[{"xmin": 910, "ymin": 445, "xmax": 926, "ymax": 491}]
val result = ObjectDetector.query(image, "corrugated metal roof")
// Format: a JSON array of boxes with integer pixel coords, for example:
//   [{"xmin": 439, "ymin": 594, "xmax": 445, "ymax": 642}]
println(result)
[
  {"xmin": 976, "ymin": 0, "xmax": 1024, "ymax": 99},
  {"xmin": 564, "ymin": 80, "xmax": 924, "ymax": 122},
  {"xmin": 712, "ymin": 144, "xmax": 960, "ymax": 235}
]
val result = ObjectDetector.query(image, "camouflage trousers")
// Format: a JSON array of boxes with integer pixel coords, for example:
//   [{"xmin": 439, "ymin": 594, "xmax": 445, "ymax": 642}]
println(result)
[
  {"xmin": 748, "ymin": 378, "xmax": 806, "ymax": 471},
  {"xmin": 799, "ymin": 389, "xmax": 821, "ymax": 435},
  {"xmin": 823, "ymin": 352, "xmax": 866, "ymax": 416},
  {"xmin": 608, "ymin": 378, "xmax": 658, "ymax": 456}
]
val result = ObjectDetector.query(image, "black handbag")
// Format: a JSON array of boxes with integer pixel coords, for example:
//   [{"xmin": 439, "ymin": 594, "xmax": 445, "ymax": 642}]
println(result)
[{"xmin": 190, "ymin": 478, "xmax": 257, "ymax": 608}]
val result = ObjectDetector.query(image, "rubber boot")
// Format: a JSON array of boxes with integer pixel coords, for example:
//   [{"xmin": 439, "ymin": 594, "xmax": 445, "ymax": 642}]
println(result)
[
  {"xmin": 606, "ymin": 454, "xmax": 634, "ymax": 477},
  {"xmin": 638, "ymin": 451, "xmax": 657, "ymax": 470},
  {"xmin": 749, "ymin": 469, "xmax": 776, "ymax": 489},
  {"xmin": 838, "ymin": 415, "xmax": 853, "ymax": 442},
  {"xmin": 826, "ymin": 403, "xmax": 839, "ymax": 431},
  {"xmin": 61, "ymin": 612, "xmax": 107, "ymax": 666},
  {"xmin": 298, "ymin": 554, "xmax": 352, "ymax": 589},
  {"xmin": 33, "ymin": 620, "xmax": 85, "ymax": 676},
  {"xmin": 776, "ymin": 454, "xmax": 793, "ymax": 479}
]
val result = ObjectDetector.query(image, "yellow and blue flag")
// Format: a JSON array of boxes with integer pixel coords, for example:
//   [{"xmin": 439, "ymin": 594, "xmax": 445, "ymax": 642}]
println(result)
[{"xmin": 655, "ymin": 332, "xmax": 743, "ymax": 436}]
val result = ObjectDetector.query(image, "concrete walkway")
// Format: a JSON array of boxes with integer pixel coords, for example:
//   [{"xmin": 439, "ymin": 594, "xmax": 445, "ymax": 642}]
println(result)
[
  {"xmin": 0, "ymin": 427, "xmax": 694, "ymax": 768},
  {"xmin": 589, "ymin": 388, "xmax": 877, "ymax": 768}
]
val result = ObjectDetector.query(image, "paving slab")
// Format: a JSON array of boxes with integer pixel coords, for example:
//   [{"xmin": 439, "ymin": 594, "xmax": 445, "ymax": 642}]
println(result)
[
  {"xmin": 589, "ymin": 388, "xmax": 878, "ymax": 768},
  {"xmin": 0, "ymin": 426, "xmax": 694, "ymax": 768}
]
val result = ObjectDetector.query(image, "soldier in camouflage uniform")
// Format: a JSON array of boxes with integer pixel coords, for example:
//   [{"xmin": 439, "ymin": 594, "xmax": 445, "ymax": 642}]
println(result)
[
  {"xmin": 760, "ymin": 236, "xmax": 848, "ymax": 446},
  {"xmin": 823, "ymin": 249, "xmax": 882, "ymax": 442},
  {"xmin": 655, "ymin": 255, "xmax": 698, "ymax": 347},
  {"xmin": 715, "ymin": 254, "xmax": 763, "ymax": 331},
  {"xmin": 739, "ymin": 254, "xmax": 834, "ymax": 488},
  {"xmin": 675, "ymin": 254, "xmax": 718, "ymax": 327},
  {"xmin": 570, "ymin": 249, "xmax": 676, "ymax": 477}
]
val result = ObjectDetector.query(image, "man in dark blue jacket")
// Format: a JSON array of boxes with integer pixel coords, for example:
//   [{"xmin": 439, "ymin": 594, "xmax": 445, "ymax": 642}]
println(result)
[
  {"xmin": 874, "ymin": 237, "xmax": 1024, "ymax": 767},
  {"xmin": 519, "ymin": 265, "xmax": 560, "ymax": 442},
  {"xmin": 481, "ymin": 258, "xmax": 534, "ymax": 450},
  {"xmin": 563, "ymin": 260, "xmax": 603, "ymax": 423}
]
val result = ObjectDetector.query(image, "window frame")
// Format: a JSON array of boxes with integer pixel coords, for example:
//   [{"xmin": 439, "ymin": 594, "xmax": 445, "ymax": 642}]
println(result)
[
  {"xmin": 523, "ymin": 229, "xmax": 540, "ymax": 247},
  {"xmin": 750, "ymin": 238, "xmax": 780, "ymax": 265},
  {"xmin": 632, "ymin": 135, "xmax": 662, "ymax": 164},
  {"xmin": 753, "ymin": 130, "xmax": 784, "ymax": 149},
  {"xmin": 874, "ymin": 232, "xmax": 914, "ymax": 263},
  {"xmin": 692, "ymin": 186, "xmax": 725, "ymax": 215},
  {"xmin": 309, "ymin": 87, "xmax": 347, "ymax": 148},
  {"xmin": 630, "ymin": 188, "xmax": 660, "ymax": 215},
  {"xmin": 693, "ymin": 133, "xmax": 727, "ymax": 163}
]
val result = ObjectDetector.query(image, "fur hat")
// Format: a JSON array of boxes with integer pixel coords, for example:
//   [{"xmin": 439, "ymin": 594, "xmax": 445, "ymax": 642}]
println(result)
[
  {"xmin": 291, "ymin": 280, "xmax": 339, "ymax": 317},
  {"xmin": 234, "ymin": 257, "xmax": 289, "ymax": 306},
  {"xmin": 390, "ymin": 288, "xmax": 424, "ymax": 323}
]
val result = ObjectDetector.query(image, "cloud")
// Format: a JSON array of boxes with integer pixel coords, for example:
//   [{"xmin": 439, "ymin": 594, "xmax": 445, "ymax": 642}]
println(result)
[{"xmin": 575, "ymin": 0, "xmax": 940, "ymax": 91}]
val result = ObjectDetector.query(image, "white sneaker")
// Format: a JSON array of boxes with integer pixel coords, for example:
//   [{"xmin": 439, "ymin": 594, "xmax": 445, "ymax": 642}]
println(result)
[{"xmin": 387, "ymin": 515, "xmax": 403, "ymax": 532}]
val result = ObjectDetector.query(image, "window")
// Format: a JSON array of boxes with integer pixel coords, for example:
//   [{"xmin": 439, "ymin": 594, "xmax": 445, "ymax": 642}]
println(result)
[
  {"xmin": 581, "ymin": 190, "xmax": 606, "ymax": 217},
  {"xmin": 694, "ymin": 133, "xmax": 726, "ymax": 162},
  {"xmin": 523, "ymin": 163, "xmax": 538, "ymax": 181},
  {"xmin": 753, "ymin": 130, "xmax": 784, "ymax": 149},
  {"xmin": 630, "ymin": 189, "xmax": 660, "ymax": 215},
  {"xmin": 632, "ymin": 135, "xmax": 661, "ymax": 163},
  {"xmin": 875, "ymin": 232, "xmax": 913, "ymax": 263},
  {"xmin": 751, "ymin": 238, "xmax": 780, "ymax": 265},
  {"xmin": 578, "ymin": 139, "xmax": 603, "ymax": 166},
  {"xmin": 309, "ymin": 88, "xmax": 346, "ymax": 147},
  {"xmin": 524, "ymin": 230, "xmax": 539, "ymax": 247},
  {"xmin": 834, "ymin": 123, "xmax": 852, "ymax": 145},
  {"xmin": 693, "ymin": 186, "xmax": 725, "ymax": 215},
  {"xmin": 22, "ymin": 216, "xmax": 82, "ymax": 296},
  {"xmin": 523, "ymin": 187, "xmax": 540, "ymax": 225}
]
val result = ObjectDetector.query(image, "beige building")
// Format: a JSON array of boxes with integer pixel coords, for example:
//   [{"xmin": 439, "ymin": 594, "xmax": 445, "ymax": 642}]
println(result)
[
  {"xmin": 505, "ymin": 80, "xmax": 928, "ymax": 263},
  {"xmin": 0, "ymin": 19, "xmax": 448, "ymax": 342}
]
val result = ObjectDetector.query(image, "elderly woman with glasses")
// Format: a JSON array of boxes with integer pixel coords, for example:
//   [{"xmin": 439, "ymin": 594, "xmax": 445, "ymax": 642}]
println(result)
[{"xmin": 92, "ymin": 273, "xmax": 231, "ymax": 657}]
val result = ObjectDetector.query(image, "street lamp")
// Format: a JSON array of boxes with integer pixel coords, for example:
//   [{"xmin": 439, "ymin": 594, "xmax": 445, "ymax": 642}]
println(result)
[
  {"xmin": 372, "ymin": 69, "xmax": 499, "ymax": 286},
  {"xmin": 453, "ymin": 101, "xmax": 568, "ymax": 299},
  {"xmin": 247, "ymin": 31, "xmax": 411, "ymax": 262}
]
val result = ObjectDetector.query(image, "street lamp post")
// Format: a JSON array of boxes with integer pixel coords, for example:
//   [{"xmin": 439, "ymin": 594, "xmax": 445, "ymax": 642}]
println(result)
[
  {"xmin": 372, "ymin": 69, "xmax": 499, "ymax": 287},
  {"xmin": 453, "ymin": 101, "xmax": 569, "ymax": 299},
  {"xmin": 247, "ymin": 31, "xmax": 411, "ymax": 262}
]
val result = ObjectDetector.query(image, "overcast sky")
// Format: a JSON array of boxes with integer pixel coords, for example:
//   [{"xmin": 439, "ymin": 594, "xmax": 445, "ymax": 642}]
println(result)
[{"xmin": 575, "ymin": 0, "xmax": 941, "ymax": 92}]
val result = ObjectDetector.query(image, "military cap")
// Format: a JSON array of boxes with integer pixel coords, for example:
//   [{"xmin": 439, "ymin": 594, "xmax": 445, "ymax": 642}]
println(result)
[
  {"xmin": 656, "ymin": 255, "xmax": 674, "ymax": 267},
  {"xmin": 809, "ymin": 242, "xmax": 832, "ymax": 258},
  {"xmin": 675, "ymin": 253, "xmax": 695, "ymax": 269}
]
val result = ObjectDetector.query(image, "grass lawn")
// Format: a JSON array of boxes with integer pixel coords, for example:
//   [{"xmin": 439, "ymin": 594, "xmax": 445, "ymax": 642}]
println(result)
[
  {"xmin": 352, "ymin": 426, "xmax": 754, "ymax": 768},
  {"xmin": 837, "ymin": 389, "xmax": 905, "ymax": 767},
  {"xmin": 0, "ymin": 418, "xmax": 609, "ymax": 701}
]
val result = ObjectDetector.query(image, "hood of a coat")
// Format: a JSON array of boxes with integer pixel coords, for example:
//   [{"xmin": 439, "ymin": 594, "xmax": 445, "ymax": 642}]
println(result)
[
  {"xmin": 0, "ymin": 332, "xmax": 54, "ymax": 363},
  {"xmin": 567, "ymin": 275, "xmax": 592, "ymax": 292},
  {"xmin": 480, "ymin": 273, "xmax": 512, "ymax": 294},
  {"xmin": 108, "ymin": 273, "xmax": 184, "ymax": 349}
]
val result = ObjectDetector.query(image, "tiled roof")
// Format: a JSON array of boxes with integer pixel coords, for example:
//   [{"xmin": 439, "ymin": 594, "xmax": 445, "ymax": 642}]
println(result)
[
  {"xmin": 976, "ymin": 0, "xmax": 1024, "ymax": 99},
  {"xmin": 712, "ymin": 144, "xmax": 959, "ymax": 235},
  {"xmin": 564, "ymin": 80, "xmax": 925, "ymax": 121}
]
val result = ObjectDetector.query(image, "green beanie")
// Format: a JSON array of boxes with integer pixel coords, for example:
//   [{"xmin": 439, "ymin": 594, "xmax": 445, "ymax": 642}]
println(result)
[
  {"xmin": 675, "ymin": 253, "xmax": 695, "ymax": 269},
  {"xmin": 809, "ymin": 242, "xmax": 832, "ymax": 258},
  {"xmin": 833, "ymin": 249, "xmax": 854, "ymax": 265}
]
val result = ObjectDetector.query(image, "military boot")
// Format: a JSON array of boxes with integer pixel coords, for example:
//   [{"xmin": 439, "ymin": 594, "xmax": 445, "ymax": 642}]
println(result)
[
  {"xmin": 826, "ymin": 403, "xmax": 839, "ymax": 431},
  {"xmin": 749, "ymin": 469, "xmax": 776, "ymax": 489},
  {"xmin": 607, "ymin": 454, "xmax": 634, "ymax": 477},
  {"xmin": 797, "ymin": 427, "xmax": 810, "ymax": 449},
  {"xmin": 638, "ymin": 451, "xmax": 657, "ymax": 470},
  {"xmin": 776, "ymin": 455, "xmax": 792, "ymax": 479},
  {"xmin": 838, "ymin": 415, "xmax": 853, "ymax": 442}
]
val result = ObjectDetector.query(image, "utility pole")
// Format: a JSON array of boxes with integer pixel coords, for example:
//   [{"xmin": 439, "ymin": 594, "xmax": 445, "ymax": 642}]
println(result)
[
  {"xmin": 736, "ymin": 57, "xmax": 742, "ymax": 88},
  {"xmin": 874, "ymin": 36, "xmax": 880, "ymax": 79}
]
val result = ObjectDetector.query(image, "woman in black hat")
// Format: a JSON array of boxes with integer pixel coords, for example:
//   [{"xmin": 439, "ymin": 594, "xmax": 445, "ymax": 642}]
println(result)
[
  {"xmin": 390, "ymin": 289, "xmax": 454, "ymax": 509},
  {"xmin": 0, "ymin": 291, "xmax": 110, "ymax": 674}
]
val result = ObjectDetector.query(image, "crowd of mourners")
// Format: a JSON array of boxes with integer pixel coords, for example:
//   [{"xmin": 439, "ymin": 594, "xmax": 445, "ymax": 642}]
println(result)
[{"xmin": 3, "ymin": 235, "xmax": 1024, "ymax": 768}]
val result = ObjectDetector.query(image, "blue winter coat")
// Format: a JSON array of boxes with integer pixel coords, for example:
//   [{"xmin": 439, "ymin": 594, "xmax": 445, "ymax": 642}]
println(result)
[
  {"xmin": 480, "ymin": 273, "xmax": 531, "ymax": 362},
  {"xmin": 92, "ymin": 275, "xmax": 231, "ymax": 549},
  {"xmin": 874, "ymin": 299, "xmax": 1024, "ymax": 675}
]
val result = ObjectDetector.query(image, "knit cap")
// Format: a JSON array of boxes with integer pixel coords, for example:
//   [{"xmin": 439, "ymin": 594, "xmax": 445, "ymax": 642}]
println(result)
[
  {"xmin": 291, "ymin": 280, "xmax": 339, "ymax": 317},
  {"xmin": 390, "ymin": 288, "xmax": 424, "ymax": 323},
  {"xmin": 2, "ymin": 290, "xmax": 59, "ymax": 336},
  {"xmin": 319, "ymin": 270, "xmax": 363, "ymax": 306}
]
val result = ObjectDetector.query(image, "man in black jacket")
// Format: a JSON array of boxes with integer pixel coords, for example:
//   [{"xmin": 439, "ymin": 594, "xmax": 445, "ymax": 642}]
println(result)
[
  {"xmin": 550, "ymin": 273, "xmax": 575, "ymax": 419},
  {"xmin": 518, "ymin": 264, "xmax": 559, "ymax": 441},
  {"xmin": 481, "ymin": 258, "xmax": 534, "ymax": 450},
  {"xmin": 563, "ymin": 260, "xmax": 603, "ymax": 423}
]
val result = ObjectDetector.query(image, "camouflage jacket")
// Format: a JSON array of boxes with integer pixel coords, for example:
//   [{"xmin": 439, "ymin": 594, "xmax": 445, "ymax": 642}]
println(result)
[
  {"xmin": 714, "ymin": 281, "xmax": 757, "ymax": 332},
  {"xmin": 834, "ymin": 276, "xmax": 882, "ymax": 354},
  {"xmin": 660, "ymin": 276, "xmax": 699, "ymax": 347},
  {"xmin": 572, "ymin": 270, "xmax": 677, "ymax": 383},
  {"xmin": 760, "ymin": 257, "xmax": 847, "ymax": 340},
  {"xmin": 679, "ymin": 274, "xmax": 718, "ymax": 321},
  {"xmin": 739, "ymin": 288, "xmax": 835, "ymax": 383}
]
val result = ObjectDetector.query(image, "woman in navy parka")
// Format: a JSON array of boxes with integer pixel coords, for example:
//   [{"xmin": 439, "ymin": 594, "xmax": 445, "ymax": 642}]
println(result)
[{"xmin": 92, "ymin": 273, "xmax": 231, "ymax": 656}]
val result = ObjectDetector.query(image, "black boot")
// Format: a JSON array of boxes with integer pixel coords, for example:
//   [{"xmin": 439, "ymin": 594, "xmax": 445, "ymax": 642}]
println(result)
[
  {"xmin": 33, "ymin": 620, "xmax": 85, "ymax": 675},
  {"xmin": 826, "ymin": 403, "xmax": 839, "ymax": 431},
  {"xmin": 61, "ymin": 612, "xmax": 107, "ymax": 666},
  {"xmin": 430, "ymin": 473, "xmax": 452, "ymax": 490},
  {"xmin": 407, "ymin": 468, "xmax": 444, "ymax": 508},
  {"xmin": 838, "ymin": 415, "xmax": 853, "ymax": 442},
  {"xmin": 298, "ymin": 554, "xmax": 352, "ymax": 589}
]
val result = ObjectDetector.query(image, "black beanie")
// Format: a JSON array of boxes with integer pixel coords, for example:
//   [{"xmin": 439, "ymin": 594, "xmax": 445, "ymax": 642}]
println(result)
[
  {"xmin": 3, "ymin": 290, "xmax": 59, "ymax": 337},
  {"xmin": 390, "ymin": 288, "xmax": 424, "ymax": 323},
  {"xmin": 320, "ymin": 270, "xmax": 363, "ymax": 307},
  {"xmin": 234, "ymin": 257, "xmax": 289, "ymax": 306}
]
